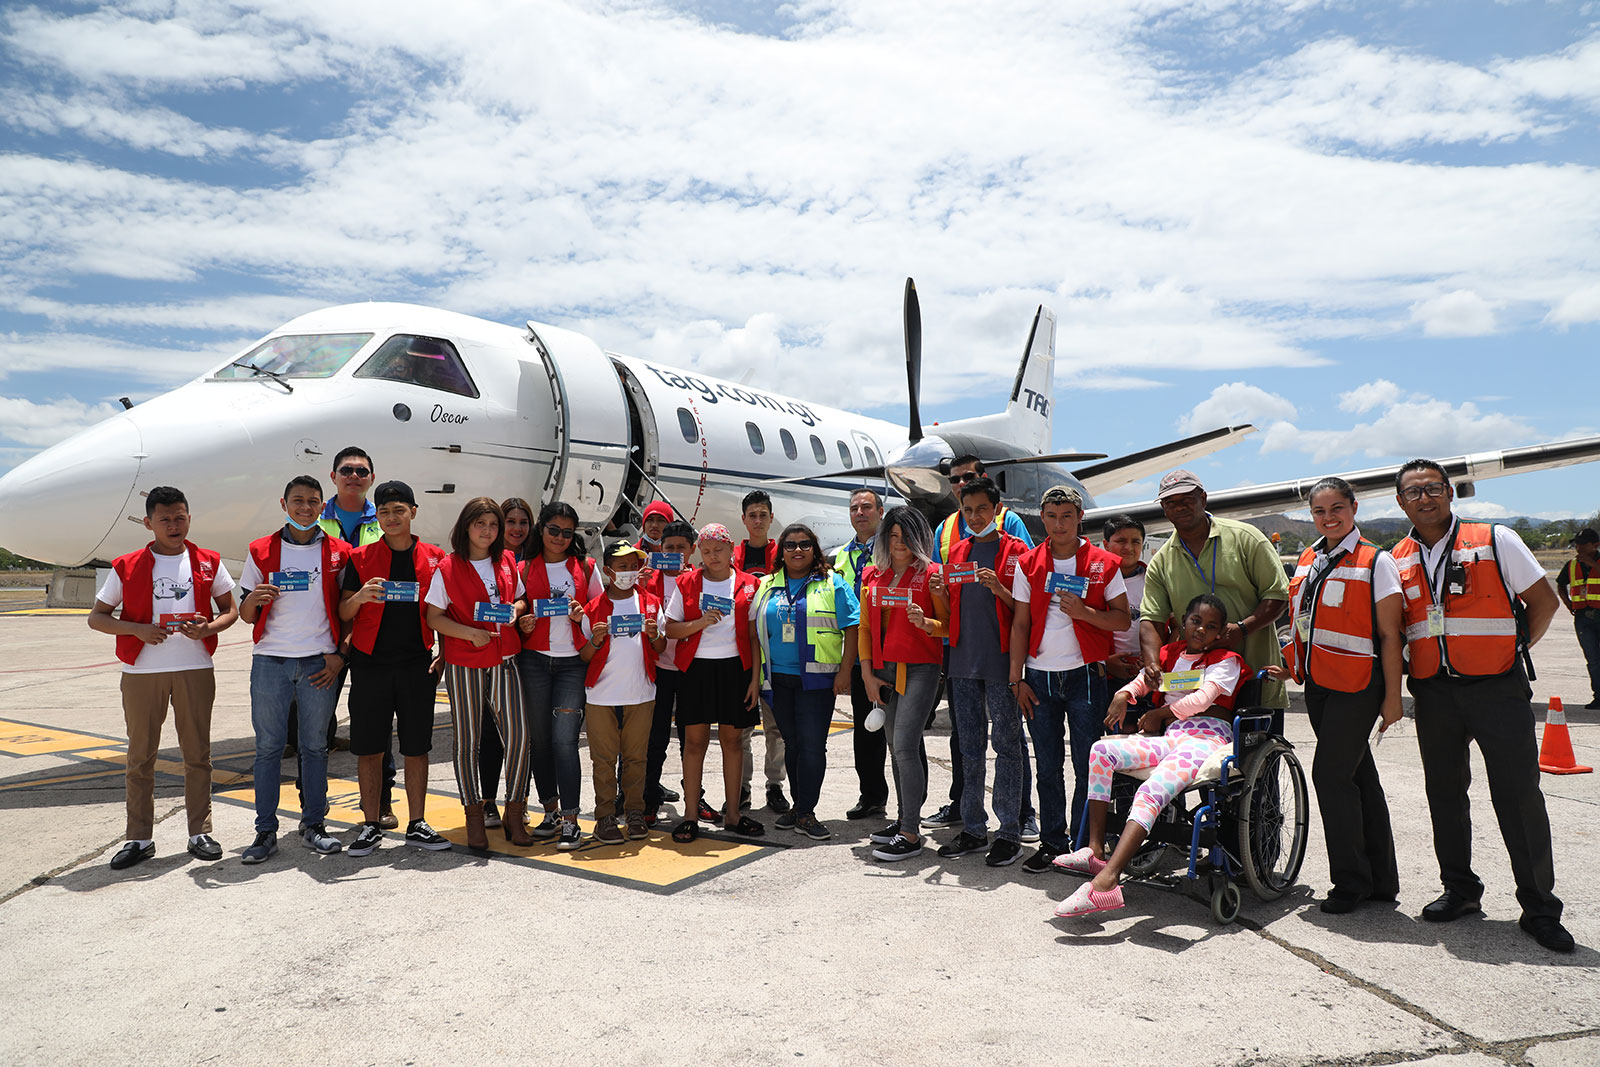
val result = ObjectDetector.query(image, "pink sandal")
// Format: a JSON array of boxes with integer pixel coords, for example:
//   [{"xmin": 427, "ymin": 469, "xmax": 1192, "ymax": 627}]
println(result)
[
  {"xmin": 1052, "ymin": 847, "xmax": 1107, "ymax": 876},
  {"xmin": 1054, "ymin": 882, "xmax": 1125, "ymax": 918}
]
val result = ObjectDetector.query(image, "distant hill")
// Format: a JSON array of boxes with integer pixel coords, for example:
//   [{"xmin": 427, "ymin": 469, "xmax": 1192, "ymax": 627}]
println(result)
[{"xmin": 1245, "ymin": 513, "xmax": 1594, "ymax": 553}]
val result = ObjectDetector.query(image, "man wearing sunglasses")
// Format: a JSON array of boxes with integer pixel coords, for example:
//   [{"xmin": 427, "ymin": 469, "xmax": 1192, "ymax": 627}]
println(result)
[
  {"xmin": 318, "ymin": 446, "xmax": 383, "ymax": 547},
  {"xmin": 1391, "ymin": 460, "xmax": 1573, "ymax": 953}
]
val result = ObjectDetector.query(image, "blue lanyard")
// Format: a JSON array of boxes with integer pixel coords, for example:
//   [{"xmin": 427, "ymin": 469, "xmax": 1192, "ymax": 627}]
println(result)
[{"xmin": 1179, "ymin": 535, "xmax": 1218, "ymax": 594}]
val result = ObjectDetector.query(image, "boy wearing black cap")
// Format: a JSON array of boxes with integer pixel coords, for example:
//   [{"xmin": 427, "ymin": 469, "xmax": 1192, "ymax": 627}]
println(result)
[
  {"xmin": 1558, "ymin": 528, "xmax": 1600, "ymax": 709},
  {"xmin": 338, "ymin": 481, "xmax": 450, "ymax": 853}
]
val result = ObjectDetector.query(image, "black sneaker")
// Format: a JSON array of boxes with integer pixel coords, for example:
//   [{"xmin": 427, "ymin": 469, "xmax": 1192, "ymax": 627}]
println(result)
[
  {"xmin": 868, "ymin": 822, "xmax": 901, "ymax": 845},
  {"xmin": 241, "ymin": 831, "xmax": 277, "ymax": 865},
  {"xmin": 795, "ymin": 814, "xmax": 833, "ymax": 840},
  {"xmin": 920, "ymin": 803, "xmax": 961, "ymax": 829},
  {"xmin": 937, "ymin": 830, "xmax": 989, "ymax": 859},
  {"xmin": 406, "ymin": 819, "xmax": 451, "ymax": 850},
  {"xmin": 872, "ymin": 833, "xmax": 923, "ymax": 862},
  {"xmin": 557, "ymin": 820, "xmax": 583, "ymax": 851},
  {"xmin": 483, "ymin": 802, "xmax": 503, "ymax": 829},
  {"xmin": 775, "ymin": 811, "xmax": 798, "ymax": 831},
  {"xmin": 985, "ymin": 839, "xmax": 1024, "ymax": 867},
  {"xmin": 659, "ymin": 786, "xmax": 681, "ymax": 803},
  {"xmin": 697, "ymin": 799, "xmax": 723, "ymax": 824},
  {"xmin": 530, "ymin": 809, "xmax": 561, "ymax": 840},
  {"xmin": 348, "ymin": 823, "xmax": 383, "ymax": 856},
  {"xmin": 1021, "ymin": 846, "xmax": 1059, "ymax": 874},
  {"xmin": 766, "ymin": 785, "xmax": 791, "ymax": 814},
  {"xmin": 109, "ymin": 841, "xmax": 154, "ymax": 870}
]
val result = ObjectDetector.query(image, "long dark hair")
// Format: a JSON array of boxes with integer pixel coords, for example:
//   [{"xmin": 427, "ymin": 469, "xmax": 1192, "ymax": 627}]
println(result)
[
  {"xmin": 450, "ymin": 497, "xmax": 505, "ymax": 559},
  {"xmin": 776, "ymin": 522, "xmax": 829, "ymax": 580},
  {"xmin": 500, "ymin": 496, "xmax": 535, "ymax": 560},
  {"xmin": 536, "ymin": 501, "xmax": 584, "ymax": 560}
]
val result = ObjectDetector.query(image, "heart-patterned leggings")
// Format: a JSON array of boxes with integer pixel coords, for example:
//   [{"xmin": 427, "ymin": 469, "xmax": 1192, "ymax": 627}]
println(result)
[{"xmin": 1086, "ymin": 716, "xmax": 1233, "ymax": 832}]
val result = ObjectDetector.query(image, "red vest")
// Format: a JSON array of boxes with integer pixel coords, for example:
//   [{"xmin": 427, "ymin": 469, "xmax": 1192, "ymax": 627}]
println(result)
[
  {"xmin": 436, "ymin": 551, "xmax": 522, "ymax": 668},
  {"xmin": 862, "ymin": 562, "xmax": 944, "ymax": 668},
  {"xmin": 521, "ymin": 555, "xmax": 593, "ymax": 652},
  {"xmin": 584, "ymin": 590, "xmax": 663, "ymax": 687},
  {"xmin": 1151, "ymin": 643, "xmax": 1251, "ymax": 713},
  {"xmin": 1017, "ymin": 539, "xmax": 1120, "ymax": 665},
  {"xmin": 673, "ymin": 568, "xmax": 759, "ymax": 670},
  {"xmin": 246, "ymin": 531, "xmax": 350, "ymax": 647},
  {"xmin": 110, "ymin": 542, "xmax": 223, "ymax": 666},
  {"xmin": 348, "ymin": 538, "xmax": 446, "ymax": 655},
  {"xmin": 946, "ymin": 533, "xmax": 1027, "ymax": 653},
  {"xmin": 733, "ymin": 540, "xmax": 779, "ymax": 576}
]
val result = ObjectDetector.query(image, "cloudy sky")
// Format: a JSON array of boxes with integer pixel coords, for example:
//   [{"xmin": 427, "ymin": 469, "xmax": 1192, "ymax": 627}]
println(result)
[{"xmin": 2, "ymin": 0, "xmax": 1597, "ymax": 520}]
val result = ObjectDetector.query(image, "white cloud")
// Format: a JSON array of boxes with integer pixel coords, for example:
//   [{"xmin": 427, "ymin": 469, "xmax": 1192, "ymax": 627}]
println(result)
[
  {"xmin": 1337, "ymin": 378, "xmax": 1402, "ymax": 414},
  {"xmin": 1179, "ymin": 382, "xmax": 1297, "ymax": 434},
  {"xmin": 1546, "ymin": 282, "xmax": 1600, "ymax": 326},
  {"xmin": 0, "ymin": 394, "xmax": 125, "ymax": 447},
  {"xmin": 1410, "ymin": 289, "xmax": 1498, "ymax": 337},
  {"xmin": 0, "ymin": 332, "xmax": 248, "ymax": 382},
  {"xmin": 1260, "ymin": 384, "xmax": 1536, "ymax": 462}
]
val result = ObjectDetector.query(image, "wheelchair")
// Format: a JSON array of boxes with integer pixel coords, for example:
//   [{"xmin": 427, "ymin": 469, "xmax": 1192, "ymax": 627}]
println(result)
[{"xmin": 1097, "ymin": 684, "xmax": 1309, "ymax": 925}]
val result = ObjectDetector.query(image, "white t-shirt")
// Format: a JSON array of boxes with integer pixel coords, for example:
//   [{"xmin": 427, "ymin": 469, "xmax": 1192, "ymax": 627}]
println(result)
[
  {"xmin": 1113, "ymin": 566, "xmax": 1146, "ymax": 657},
  {"xmin": 239, "ymin": 539, "xmax": 336, "ymax": 658},
  {"xmin": 1011, "ymin": 551, "xmax": 1128, "ymax": 671},
  {"xmin": 522, "ymin": 562, "xmax": 604, "ymax": 657},
  {"xmin": 1289, "ymin": 527, "xmax": 1402, "ymax": 622},
  {"xmin": 1117, "ymin": 649, "xmax": 1243, "ymax": 716},
  {"xmin": 1415, "ymin": 521, "xmax": 1546, "ymax": 600},
  {"xmin": 581, "ymin": 593, "xmax": 656, "ymax": 705},
  {"xmin": 666, "ymin": 575, "xmax": 739, "ymax": 660},
  {"xmin": 95, "ymin": 552, "xmax": 236, "ymax": 674}
]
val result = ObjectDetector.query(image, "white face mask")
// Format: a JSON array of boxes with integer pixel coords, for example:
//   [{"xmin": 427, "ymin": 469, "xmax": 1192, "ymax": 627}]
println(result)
[
  {"xmin": 969, "ymin": 519, "xmax": 997, "ymax": 538},
  {"xmin": 610, "ymin": 570, "xmax": 639, "ymax": 590}
]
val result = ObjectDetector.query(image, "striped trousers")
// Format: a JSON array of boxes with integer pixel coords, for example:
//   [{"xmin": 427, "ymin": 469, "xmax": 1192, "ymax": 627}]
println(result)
[{"xmin": 443, "ymin": 659, "xmax": 530, "ymax": 806}]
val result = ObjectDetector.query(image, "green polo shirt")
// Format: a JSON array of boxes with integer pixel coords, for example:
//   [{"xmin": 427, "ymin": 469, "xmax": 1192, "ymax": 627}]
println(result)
[{"xmin": 1139, "ymin": 515, "xmax": 1291, "ymax": 708}]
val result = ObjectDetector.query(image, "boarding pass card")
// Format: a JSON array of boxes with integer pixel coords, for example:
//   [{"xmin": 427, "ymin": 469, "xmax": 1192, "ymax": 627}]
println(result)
[
  {"xmin": 648, "ymin": 552, "xmax": 684, "ymax": 570},
  {"xmin": 1047, "ymin": 573, "xmax": 1089, "ymax": 597},
  {"xmin": 699, "ymin": 593, "xmax": 734, "ymax": 615},
  {"xmin": 878, "ymin": 589, "xmax": 912, "ymax": 607},
  {"xmin": 159, "ymin": 612, "xmax": 206, "ymax": 632},
  {"xmin": 608, "ymin": 614, "xmax": 645, "ymax": 637},
  {"xmin": 380, "ymin": 581, "xmax": 419, "ymax": 602},
  {"xmin": 533, "ymin": 597, "xmax": 571, "ymax": 619},
  {"xmin": 474, "ymin": 602, "xmax": 514, "ymax": 625},
  {"xmin": 270, "ymin": 570, "xmax": 311, "ymax": 591},
  {"xmin": 945, "ymin": 562, "xmax": 980, "ymax": 585},
  {"xmin": 1159, "ymin": 668, "xmax": 1205, "ymax": 693}
]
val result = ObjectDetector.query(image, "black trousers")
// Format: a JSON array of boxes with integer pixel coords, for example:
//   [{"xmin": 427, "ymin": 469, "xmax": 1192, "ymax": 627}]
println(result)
[
  {"xmin": 850, "ymin": 664, "xmax": 889, "ymax": 805},
  {"xmin": 644, "ymin": 667, "xmax": 683, "ymax": 810},
  {"xmin": 1410, "ymin": 668, "xmax": 1562, "ymax": 920},
  {"xmin": 1305, "ymin": 674, "xmax": 1399, "ymax": 899}
]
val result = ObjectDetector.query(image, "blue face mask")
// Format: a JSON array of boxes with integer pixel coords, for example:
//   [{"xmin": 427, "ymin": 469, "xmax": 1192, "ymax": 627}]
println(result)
[{"xmin": 285, "ymin": 514, "xmax": 319, "ymax": 532}]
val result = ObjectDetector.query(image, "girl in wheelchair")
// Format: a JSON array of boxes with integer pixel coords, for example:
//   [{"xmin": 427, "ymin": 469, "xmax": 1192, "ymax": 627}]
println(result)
[{"xmin": 1054, "ymin": 594, "xmax": 1250, "ymax": 918}]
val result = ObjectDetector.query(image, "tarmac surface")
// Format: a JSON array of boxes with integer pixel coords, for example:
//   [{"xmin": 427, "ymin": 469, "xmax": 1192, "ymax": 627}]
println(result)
[{"xmin": 1, "ymin": 597, "xmax": 1597, "ymax": 1067}]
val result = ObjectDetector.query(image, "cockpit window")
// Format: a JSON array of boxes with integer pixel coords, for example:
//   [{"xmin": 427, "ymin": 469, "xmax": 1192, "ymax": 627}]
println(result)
[
  {"xmin": 213, "ymin": 333, "xmax": 373, "ymax": 380},
  {"xmin": 354, "ymin": 335, "xmax": 479, "ymax": 398}
]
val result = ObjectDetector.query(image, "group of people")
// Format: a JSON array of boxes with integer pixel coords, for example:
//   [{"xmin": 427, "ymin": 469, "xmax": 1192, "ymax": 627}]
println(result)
[{"xmin": 88, "ymin": 447, "xmax": 1576, "ymax": 952}]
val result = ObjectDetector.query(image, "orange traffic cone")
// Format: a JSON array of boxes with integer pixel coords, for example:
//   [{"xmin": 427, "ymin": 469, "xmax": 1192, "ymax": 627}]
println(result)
[{"xmin": 1538, "ymin": 697, "xmax": 1592, "ymax": 775}]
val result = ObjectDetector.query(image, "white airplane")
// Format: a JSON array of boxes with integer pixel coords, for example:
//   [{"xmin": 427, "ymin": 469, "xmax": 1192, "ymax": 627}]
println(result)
[{"xmin": 2, "ymin": 279, "xmax": 1599, "ymax": 568}]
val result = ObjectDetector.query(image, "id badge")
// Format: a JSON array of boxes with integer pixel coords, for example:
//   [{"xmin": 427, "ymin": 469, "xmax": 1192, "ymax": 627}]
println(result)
[
  {"xmin": 1426, "ymin": 604, "xmax": 1446, "ymax": 638},
  {"xmin": 1295, "ymin": 612, "xmax": 1312, "ymax": 641},
  {"xmin": 782, "ymin": 622, "xmax": 797, "ymax": 643}
]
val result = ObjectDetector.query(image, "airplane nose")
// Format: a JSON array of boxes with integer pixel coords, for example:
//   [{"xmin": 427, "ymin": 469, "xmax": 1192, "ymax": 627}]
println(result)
[{"xmin": 0, "ymin": 416, "xmax": 143, "ymax": 566}]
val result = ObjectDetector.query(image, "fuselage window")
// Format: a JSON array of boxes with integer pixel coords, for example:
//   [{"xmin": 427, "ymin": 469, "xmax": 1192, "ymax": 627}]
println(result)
[
  {"xmin": 836, "ymin": 441, "xmax": 854, "ymax": 468},
  {"xmin": 678, "ymin": 408, "xmax": 698, "ymax": 444},
  {"xmin": 864, "ymin": 446, "xmax": 880, "ymax": 467},
  {"xmin": 997, "ymin": 470, "xmax": 1008, "ymax": 493},
  {"xmin": 780, "ymin": 429, "xmax": 798, "ymax": 461},
  {"xmin": 213, "ymin": 332, "xmax": 373, "ymax": 381},
  {"xmin": 353, "ymin": 334, "xmax": 479, "ymax": 398},
  {"xmin": 809, "ymin": 435, "xmax": 826, "ymax": 465},
  {"xmin": 746, "ymin": 422, "xmax": 765, "ymax": 455}
]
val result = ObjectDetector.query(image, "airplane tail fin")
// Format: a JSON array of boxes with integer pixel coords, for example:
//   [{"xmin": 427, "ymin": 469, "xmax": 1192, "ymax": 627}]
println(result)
[{"xmin": 933, "ymin": 306, "xmax": 1055, "ymax": 454}]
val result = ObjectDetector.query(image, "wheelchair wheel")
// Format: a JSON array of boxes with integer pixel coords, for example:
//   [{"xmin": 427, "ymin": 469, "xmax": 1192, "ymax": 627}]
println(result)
[
  {"xmin": 1125, "ymin": 845, "xmax": 1163, "ymax": 879},
  {"xmin": 1210, "ymin": 879, "xmax": 1241, "ymax": 925},
  {"xmin": 1235, "ymin": 738, "xmax": 1308, "ymax": 901}
]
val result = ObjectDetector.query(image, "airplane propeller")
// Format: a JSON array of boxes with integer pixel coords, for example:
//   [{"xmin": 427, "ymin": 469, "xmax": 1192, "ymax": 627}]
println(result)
[{"xmin": 905, "ymin": 277, "xmax": 923, "ymax": 444}]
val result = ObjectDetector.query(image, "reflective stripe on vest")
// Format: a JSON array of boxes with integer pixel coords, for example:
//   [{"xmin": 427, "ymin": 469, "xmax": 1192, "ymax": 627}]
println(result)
[
  {"xmin": 1286, "ymin": 538, "xmax": 1380, "ymax": 692},
  {"xmin": 317, "ymin": 516, "xmax": 382, "ymax": 547},
  {"xmin": 1567, "ymin": 559, "xmax": 1600, "ymax": 607},
  {"xmin": 1394, "ymin": 521, "xmax": 1519, "ymax": 679},
  {"xmin": 752, "ymin": 572, "xmax": 843, "ymax": 689},
  {"xmin": 937, "ymin": 505, "xmax": 1009, "ymax": 562}
]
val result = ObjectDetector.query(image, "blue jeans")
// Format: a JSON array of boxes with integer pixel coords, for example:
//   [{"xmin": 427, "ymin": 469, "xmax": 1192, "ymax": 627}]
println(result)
[
  {"xmin": 1576, "ymin": 610, "xmax": 1600, "ymax": 702},
  {"xmin": 1024, "ymin": 664, "xmax": 1106, "ymax": 852},
  {"xmin": 517, "ymin": 650, "xmax": 587, "ymax": 811},
  {"xmin": 948, "ymin": 677, "xmax": 1026, "ymax": 843},
  {"xmin": 769, "ymin": 673, "xmax": 835, "ymax": 816},
  {"xmin": 251, "ymin": 654, "xmax": 339, "ymax": 833}
]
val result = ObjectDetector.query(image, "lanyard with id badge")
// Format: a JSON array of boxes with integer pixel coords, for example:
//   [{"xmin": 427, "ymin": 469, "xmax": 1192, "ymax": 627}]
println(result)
[
  {"xmin": 1425, "ymin": 542, "xmax": 1468, "ymax": 639},
  {"xmin": 777, "ymin": 579, "xmax": 807, "ymax": 644}
]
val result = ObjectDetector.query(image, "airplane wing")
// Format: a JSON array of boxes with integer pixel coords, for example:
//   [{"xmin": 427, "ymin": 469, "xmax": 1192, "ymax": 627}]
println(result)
[
  {"xmin": 1074, "ymin": 425, "xmax": 1256, "ymax": 497},
  {"xmin": 1083, "ymin": 433, "xmax": 1600, "ymax": 536}
]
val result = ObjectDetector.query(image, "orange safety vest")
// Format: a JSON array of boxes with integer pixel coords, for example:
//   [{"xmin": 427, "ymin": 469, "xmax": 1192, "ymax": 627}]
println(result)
[
  {"xmin": 1286, "ymin": 537, "xmax": 1381, "ymax": 693},
  {"xmin": 1565, "ymin": 558, "xmax": 1600, "ymax": 609},
  {"xmin": 1392, "ymin": 521, "xmax": 1520, "ymax": 679},
  {"xmin": 936, "ymin": 505, "xmax": 1011, "ymax": 563}
]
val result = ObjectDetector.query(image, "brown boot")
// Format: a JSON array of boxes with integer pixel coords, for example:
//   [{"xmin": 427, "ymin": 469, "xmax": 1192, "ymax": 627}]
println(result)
[
  {"xmin": 502, "ymin": 801, "xmax": 536, "ymax": 846},
  {"xmin": 464, "ymin": 802, "xmax": 488, "ymax": 851}
]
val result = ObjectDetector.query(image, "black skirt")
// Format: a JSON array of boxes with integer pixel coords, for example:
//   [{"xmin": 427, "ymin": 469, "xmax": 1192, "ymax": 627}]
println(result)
[{"xmin": 677, "ymin": 655, "xmax": 758, "ymax": 729}]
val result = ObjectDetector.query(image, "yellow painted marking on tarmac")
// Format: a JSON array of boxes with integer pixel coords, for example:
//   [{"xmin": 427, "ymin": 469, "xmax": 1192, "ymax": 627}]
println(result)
[
  {"xmin": 0, "ymin": 765, "xmax": 127, "ymax": 790},
  {"xmin": 216, "ymin": 777, "xmax": 770, "ymax": 890},
  {"xmin": 0, "ymin": 719, "xmax": 120, "ymax": 755},
  {"xmin": 0, "ymin": 608, "xmax": 90, "ymax": 616}
]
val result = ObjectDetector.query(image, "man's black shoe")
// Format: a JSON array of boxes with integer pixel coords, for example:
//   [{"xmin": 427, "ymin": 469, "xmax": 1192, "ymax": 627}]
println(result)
[
  {"xmin": 659, "ymin": 787, "xmax": 681, "ymax": 803},
  {"xmin": 186, "ymin": 834, "xmax": 223, "ymax": 861},
  {"xmin": 766, "ymin": 785, "xmax": 791, "ymax": 814},
  {"xmin": 1519, "ymin": 914, "xmax": 1576, "ymax": 953},
  {"xmin": 1319, "ymin": 891, "xmax": 1364, "ymax": 914},
  {"xmin": 845, "ymin": 798, "xmax": 887, "ymax": 820},
  {"xmin": 1420, "ymin": 891, "xmax": 1482, "ymax": 923},
  {"xmin": 109, "ymin": 841, "xmax": 154, "ymax": 870},
  {"xmin": 1587, "ymin": 700, "xmax": 1600, "ymax": 711}
]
